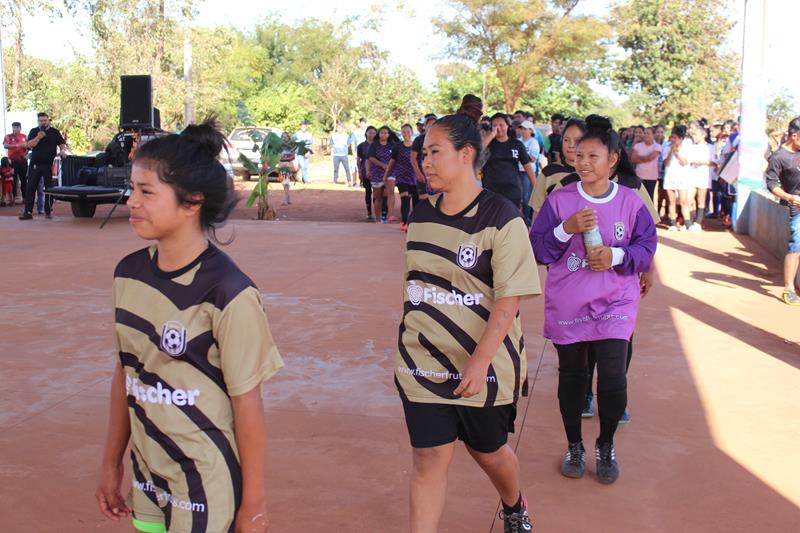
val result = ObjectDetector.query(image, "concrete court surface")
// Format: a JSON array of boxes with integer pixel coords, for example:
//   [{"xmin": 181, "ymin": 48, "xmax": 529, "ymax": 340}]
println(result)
[{"xmin": 0, "ymin": 210, "xmax": 799, "ymax": 533}]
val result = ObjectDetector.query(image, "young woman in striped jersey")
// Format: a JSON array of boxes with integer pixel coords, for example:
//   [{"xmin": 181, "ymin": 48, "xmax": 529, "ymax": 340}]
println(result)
[
  {"xmin": 396, "ymin": 103, "xmax": 541, "ymax": 533},
  {"xmin": 96, "ymin": 120, "xmax": 283, "ymax": 533}
]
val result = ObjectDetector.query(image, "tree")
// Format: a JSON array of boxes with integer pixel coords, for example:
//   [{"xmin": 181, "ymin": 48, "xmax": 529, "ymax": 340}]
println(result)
[
  {"xmin": 1, "ymin": 0, "xmax": 69, "ymax": 108},
  {"xmin": 613, "ymin": 0, "xmax": 740, "ymax": 123},
  {"xmin": 434, "ymin": 0, "xmax": 609, "ymax": 113},
  {"xmin": 766, "ymin": 90, "xmax": 797, "ymax": 135},
  {"xmin": 310, "ymin": 54, "xmax": 364, "ymax": 130}
]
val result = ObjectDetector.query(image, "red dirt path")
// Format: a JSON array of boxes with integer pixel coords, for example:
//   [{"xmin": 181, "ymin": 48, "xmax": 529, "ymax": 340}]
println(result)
[{"xmin": 0, "ymin": 190, "xmax": 799, "ymax": 532}]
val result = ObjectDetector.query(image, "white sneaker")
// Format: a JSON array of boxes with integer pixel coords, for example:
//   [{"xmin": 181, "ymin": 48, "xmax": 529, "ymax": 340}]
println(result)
[
  {"xmin": 687, "ymin": 224, "xmax": 702, "ymax": 232},
  {"xmin": 667, "ymin": 226, "xmax": 678, "ymax": 232}
]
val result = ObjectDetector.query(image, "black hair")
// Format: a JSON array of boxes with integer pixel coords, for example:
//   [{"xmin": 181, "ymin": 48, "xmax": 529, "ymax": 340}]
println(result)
[
  {"xmin": 490, "ymin": 112, "xmax": 510, "ymax": 124},
  {"xmin": 433, "ymin": 113, "xmax": 485, "ymax": 172},
  {"xmin": 133, "ymin": 118, "xmax": 238, "ymax": 243},
  {"xmin": 551, "ymin": 113, "xmax": 566, "ymax": 122},
  {"xmin": 670, "ymin": 125, "xmax": 687, "ymax": 139},
  {"xmin": 37, "ymin": 112, "xmax": 48, "ymax": 118},
  {"xmin": 1, "ymin": 157, "xmax": 10, "ymax": 167},
  {"xmin": 424, "ymin": 113, "xmax": 438, "ymax": 120},
  {"xmin": 359, "ymin": 117, "xmax": 366, "ymax": 123},
  {"xmin": 376, "ymin": 125, "xmax": 400, "ymax": 145},
  {"xmin": 788, "ymin": 116, "xmax": 800, "ymax": 136},
  {"xmin": 401, "ymin": 123, "xmax": 414, "ymax": 131},
  {"xmin": 562, "ymin": 118, "xmax": 587, "ymax": 136},
  {"xmin": 580, "ymin": 114, "xmax": 638, "ymax": 181},
  {"xmin": 365, "ymin": 125, "xmax": 377, "ymax": 135},
  {"xmin": 11, "ymin": 121, "xmax": 20, "ymax": 127}
]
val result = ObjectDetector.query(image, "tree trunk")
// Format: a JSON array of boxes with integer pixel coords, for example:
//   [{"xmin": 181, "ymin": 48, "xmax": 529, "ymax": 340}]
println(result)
[
  {"xmin": 11, "ymin": 0, "xmax": 24, "ymax": 108},
  {"xmin": 183, "ymin": 27, "xmax": 194, "ymax": 125}
]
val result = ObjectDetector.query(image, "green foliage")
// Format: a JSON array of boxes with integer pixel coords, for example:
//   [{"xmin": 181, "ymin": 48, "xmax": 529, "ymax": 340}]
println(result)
[
  {"xmin": 246, "ymin": 82, "xmax": 312, "ymax": 133},
  {"xmin": 435, "ymin": 0, "xmax": 610, "ymax": 112},
  {"xmin": 243, "ymin": 131, "xmax": 309, "ymax": 220},
  {"xmin": 767, "ymin": 91, "xmax": 798, "ymax": 135},
  {"xmin": 612, "ymin": 0, "xmax": 740, "ymax": 123}
]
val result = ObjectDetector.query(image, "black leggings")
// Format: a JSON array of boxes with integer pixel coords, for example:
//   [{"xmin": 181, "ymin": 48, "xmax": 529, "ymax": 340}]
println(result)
[
  {"xmin": 363, "ymin": 179, "xmax": 373, "ymax": 216},
  {"xmin": 555, "ymin": 339, "xmax": 628, "ymax": 445},
  {"xmin": 585, "ymin": 337, "xmax": 633, "ymax": 398}
]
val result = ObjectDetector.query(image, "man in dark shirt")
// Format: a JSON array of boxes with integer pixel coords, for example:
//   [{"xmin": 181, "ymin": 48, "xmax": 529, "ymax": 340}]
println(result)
[
  {"xmin": 19, "ymin": 112, "xmax": 65, "ymax": 220},
  {"xmin": 547, "ymin": 113, "xmax": 566, "ymax": 165},
  {"xmin": 765, "ymin": 116, "xmax": 800, "ymax": 305},
  {"xmin": 410, "ymin": 114, "xmax": 437, "ymax": 201}
]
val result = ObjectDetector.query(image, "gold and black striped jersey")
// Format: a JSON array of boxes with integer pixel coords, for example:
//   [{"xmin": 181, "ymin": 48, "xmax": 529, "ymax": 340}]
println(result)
[
  {"xmin": 113, "ymin": 244, "xmax": 283, "ymax": 532},
  {"xmin": 395, "ymin": 191, "xmax": 541, "ymax": 408},
  {"xmin": 531, "ymin": 165, "xmax": 659, "ymax": 224}
]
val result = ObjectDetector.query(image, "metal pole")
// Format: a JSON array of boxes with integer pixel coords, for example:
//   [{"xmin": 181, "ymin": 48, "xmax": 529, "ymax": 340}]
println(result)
[{"xmin": 0, "ymin": 15, "xmax": 8, "ymax": 143}]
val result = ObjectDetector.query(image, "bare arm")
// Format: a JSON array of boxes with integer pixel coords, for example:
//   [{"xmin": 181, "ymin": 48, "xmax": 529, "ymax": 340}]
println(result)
[
  {"xmin": 369, "ymin": 156, "xmax": 387, "ymax": 170},
  {"xmin": 96, "ymin": 364, "xmax": 132, "ymax": 522},
  {"xmin": 232, "ymin": 386, "xmax": 269, "ymax": 533},
  {"xmin": 410, "ymin": 151, "xmax": 425, "ymax": 182},
  {"xmin": 454, "ymin": 296, "xmax": 520, "ymax": 397},
  {"xmin": 523, "ymin": 162, "xmax": 536, "ymax": 187}
]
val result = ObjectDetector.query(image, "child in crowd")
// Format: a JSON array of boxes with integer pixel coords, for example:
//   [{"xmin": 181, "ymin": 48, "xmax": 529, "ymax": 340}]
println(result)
[{"xmin": 0, "ymin": 157, "xmax": 14, "ymax": 206}]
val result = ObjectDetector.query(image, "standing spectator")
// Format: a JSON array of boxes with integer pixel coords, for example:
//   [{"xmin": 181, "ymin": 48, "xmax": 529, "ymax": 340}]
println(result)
[
  {"xmin": 357, "ymin": 126, "xmax": 378, "ymax": 221},
  {"xmin": 3, "ymin": 121, "xmax": 28, "ymax": 205},
  {"xmin": 293, "ymin": 121, "xmax": 314, "ymax": 184},
  {"xmin": 410, "ymin": 115, "xmax": 437, "ymax": 202},
  {"xmin": 19, "ymin": 112, "xmax": 65, "ymax": 220},
  {"xmin": 516, "ymin": 120, "xmax": 540, "ymax": 225},
  {"xmin": 684, "ymin": 121, "xmax": 713, "ymax": 231},
  {"xmin": 482, "ymin": 113, "xmax": 536, "ymax": 209},
  {"xmin": 329, "ymin": 123, "xmax": 353, "ymax": 186},
  {"xmin": 662, "ymin": 125, "xmax": 694, "ymax": 231},
  {"xmin": 547, "ymin": 113, "xmax": 566, "ymax": 164},
  {"xmin": 0, "ymin": 157, "xmax": 14, "ymax": 206},
  {"xmin": 765, "ymin": 116, "xmax": 800, "ymax": 305},
  {"xmin": 630, "ymin": 127, "xmax": 662, "ymax": 203}
]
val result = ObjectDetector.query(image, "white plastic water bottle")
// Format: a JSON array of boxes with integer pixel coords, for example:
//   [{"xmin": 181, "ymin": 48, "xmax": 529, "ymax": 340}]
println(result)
[{"xmin": 583, "ymin": 225, "xmax": 602, "ymax": 252}]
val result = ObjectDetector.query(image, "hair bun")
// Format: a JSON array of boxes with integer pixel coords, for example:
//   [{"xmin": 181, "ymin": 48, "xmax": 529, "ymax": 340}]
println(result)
[
  {"xmin": 180, "ymin": 118, "xmax": 225, "ymax": 159},
  {"xmin": 585, "ymin": 114, "xmax": 613, "ymax": 132},
  {"xmin": 457, "ymin": 94, "xmax": 483, "ymax": 126}
]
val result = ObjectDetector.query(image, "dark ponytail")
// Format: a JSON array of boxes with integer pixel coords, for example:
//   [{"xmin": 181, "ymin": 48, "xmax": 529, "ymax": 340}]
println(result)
[
  {"xmin": 133, "ymin": 118, "xmax": 238, "ymax": 243},
  {"xmin": 580, "ymin": 114, "xmax": 639, "ymax": 184},
  {"xmin": 425, "ymin": 93, "xmax": 492, "ymax": 172}
]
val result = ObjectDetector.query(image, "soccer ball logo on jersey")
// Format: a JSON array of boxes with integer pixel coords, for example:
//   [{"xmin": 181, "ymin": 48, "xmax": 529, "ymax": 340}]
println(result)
[
  {"xmin": 614, "ymin": 222, "xmax": 625, "ymax": 241},
  {"xmin": 457, "ymin": 242, "xmax": 478, "ymax": 269},
  {"xmin": 160, "ymin": 321, "xmax": 187, "ymax": 357}
]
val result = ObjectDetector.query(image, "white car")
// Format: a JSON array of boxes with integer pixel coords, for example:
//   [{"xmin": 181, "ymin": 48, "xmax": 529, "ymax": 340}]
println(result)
[{"xmin": 227, "ymin": 126, "xmax": 284, "ymax": 181}]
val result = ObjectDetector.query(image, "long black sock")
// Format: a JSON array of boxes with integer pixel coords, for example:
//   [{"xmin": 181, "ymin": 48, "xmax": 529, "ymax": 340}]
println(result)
[
  {"xmin": 401, "ymin": 196, "xmax": 411, "ymax": 224},
  {"xmin": 669, "ymin": 217, "xmax": 677, "ymax": 227},
  {"xmin": 381, "ymin": 196, "xmax": 388, "ymax": 218},
  {"xmin": 502, "ymin": 493, "xmax": 522, "ymax": 515}
]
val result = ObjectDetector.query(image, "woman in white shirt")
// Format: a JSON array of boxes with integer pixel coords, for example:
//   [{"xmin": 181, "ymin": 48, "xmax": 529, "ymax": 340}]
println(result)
[
  {"xmin": 683, "ymin": 121, "xmax": 714, "ymax": 231},
  {"xmin": 662, "ymin": 125, "xmax": 694, "ymax": 231}
]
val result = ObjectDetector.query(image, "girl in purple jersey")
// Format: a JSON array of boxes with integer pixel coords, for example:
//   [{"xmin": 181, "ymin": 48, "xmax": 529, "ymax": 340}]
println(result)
[
  {"xmin": 384, "ymin": 124, "xmax": 418, "ymax": 231},
  {"xmin": 368, "ymin": 126, "xmax": 398, "ymax": 223},
  {"xmin": 530, "ymin": 125, "xmax": 657, "ymax": 484}
]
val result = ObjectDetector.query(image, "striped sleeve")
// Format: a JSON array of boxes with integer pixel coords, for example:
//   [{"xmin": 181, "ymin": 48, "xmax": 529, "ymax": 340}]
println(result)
[{"xmin": 492, "ymin": 218, "xmax": 541, "ymax": 299}]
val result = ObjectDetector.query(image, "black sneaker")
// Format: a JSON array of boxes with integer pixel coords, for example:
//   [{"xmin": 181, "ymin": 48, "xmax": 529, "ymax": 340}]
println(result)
[
  {"xmin": 45, "ymin": 213, "xmax": 53, "ymax": 219},
  {"xmin": 581, "ymin": 395, "xmax": 594, "ymax": 418},
  {"xmin": 595, "ymin": 441, "xmax": 620, "ymax": 484},
  {"xmin": 499, "ymin": 495, "xmax": 533, "ymax": 532},
  {"xmin": 560, "ymin": 441, "xmax": 586, "ymax": 478},
  {"xmin": 19, "ymin": 212, "xmax": 32, "ymax": 220}
]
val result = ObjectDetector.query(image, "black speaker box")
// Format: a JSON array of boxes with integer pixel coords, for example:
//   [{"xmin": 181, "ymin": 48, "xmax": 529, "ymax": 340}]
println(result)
[
  {"xmin": 120, "ymin": 75, "xmax": 153, "ymax": 129},
  {"xmin": 153, "ymin": 107, "xmax": 161, "ymax": 130}
]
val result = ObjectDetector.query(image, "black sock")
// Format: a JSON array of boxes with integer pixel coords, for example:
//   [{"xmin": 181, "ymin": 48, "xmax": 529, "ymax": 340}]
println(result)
[
  {"xmin": 696, "ymin": 210, "xmax": 705, "ymax": 224},
  {"xmin": 669, "ymin": 218, "xmax": 677, "ymax": 227},
  {"xmin": 401, "ymin": 196, "xmax": 411, "ymax": 224},
  {"xmin": 502, "ymin": 493, "xmax": 523, "ymax": 515}
]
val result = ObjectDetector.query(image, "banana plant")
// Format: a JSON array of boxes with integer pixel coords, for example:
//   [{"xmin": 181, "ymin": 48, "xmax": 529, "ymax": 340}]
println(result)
[{"xmin": 239, "ymin": 131, "xmax": 310, "ymax": 220}]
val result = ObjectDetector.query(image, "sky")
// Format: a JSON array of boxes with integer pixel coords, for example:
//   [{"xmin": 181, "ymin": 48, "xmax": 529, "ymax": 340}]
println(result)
[{"xmin": 6, "ymin": 0, "xmax": 798, "ymax": 109}]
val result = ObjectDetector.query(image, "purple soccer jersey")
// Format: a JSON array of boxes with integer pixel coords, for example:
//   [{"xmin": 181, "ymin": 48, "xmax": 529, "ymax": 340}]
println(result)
[
  {"xmin": 391, "ymin": 142, "xmax": 417, "ymax": 186},
  {"xmin": 529, "ymin": 181, "xmax": 657, "ymax": 345}
]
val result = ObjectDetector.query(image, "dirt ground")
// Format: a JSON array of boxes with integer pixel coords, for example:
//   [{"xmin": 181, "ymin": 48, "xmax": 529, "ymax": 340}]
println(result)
[{"xmin": 0, "ymin": 189, "xmax": 799, "ymax": 532}]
